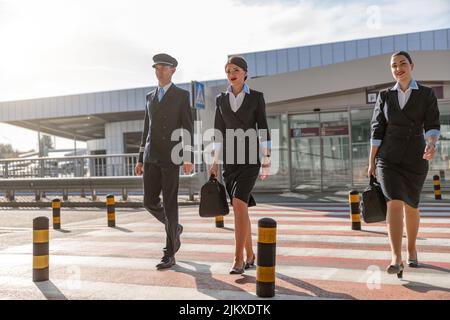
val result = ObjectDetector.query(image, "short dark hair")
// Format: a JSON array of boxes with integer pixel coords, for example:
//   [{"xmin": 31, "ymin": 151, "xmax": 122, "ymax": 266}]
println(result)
[
  {"xmin": 226, "ymin": 56, "xmax": 248, "ymax": 81},
  {"xmin": 392, "ymin": 51, "xmax": 413, "ymax": 64}
]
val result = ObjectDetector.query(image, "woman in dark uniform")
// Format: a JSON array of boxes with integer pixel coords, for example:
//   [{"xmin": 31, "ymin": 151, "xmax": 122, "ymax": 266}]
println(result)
[
  {"xmin": 209, "ymin": 56, "xmax": 271, "ymax": 274},
  {"xmin": 368, "ymin": 51, "xmax": 440, "ymax": 278}
]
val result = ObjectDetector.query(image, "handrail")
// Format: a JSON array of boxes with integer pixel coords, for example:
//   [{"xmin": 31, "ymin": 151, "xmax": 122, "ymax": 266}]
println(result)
[
  {"xmin": 0, "ymin": 173, "xmax": 200, "ymax": 202},
  {"xmin": 0, "ymin": 153, "xmax": 202, "ymax": 179},
  {"xmin": 0, "ymin": 153, "xmax": 139, "ymax": 163}
]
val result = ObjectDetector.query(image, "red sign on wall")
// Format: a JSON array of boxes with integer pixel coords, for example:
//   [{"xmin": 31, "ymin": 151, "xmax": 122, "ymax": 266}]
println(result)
[{"xmin": 322, "ymin": 126, "xmax": 349, "ymax": 136}]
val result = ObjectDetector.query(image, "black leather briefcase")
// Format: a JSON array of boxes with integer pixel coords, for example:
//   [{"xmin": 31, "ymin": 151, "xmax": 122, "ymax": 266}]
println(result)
[
  {"xmin": 199, "ymin": 175, "xmax": 230, "ymax": 218},
  {"xmin": 360, "ymin": 176, "xmax": 387, "ymax": 223}
]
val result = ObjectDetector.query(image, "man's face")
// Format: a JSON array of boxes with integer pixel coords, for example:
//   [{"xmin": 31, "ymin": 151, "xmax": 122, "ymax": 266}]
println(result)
[{"xmin": 154, "ymin": 64, "xmax": 175, "ymax": 84}]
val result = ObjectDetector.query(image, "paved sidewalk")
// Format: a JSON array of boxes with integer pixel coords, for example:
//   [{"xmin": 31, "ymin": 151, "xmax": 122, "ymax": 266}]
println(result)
[{"xmin": 1, "ymin": 202, "xmax": 450, "ymax": 300}]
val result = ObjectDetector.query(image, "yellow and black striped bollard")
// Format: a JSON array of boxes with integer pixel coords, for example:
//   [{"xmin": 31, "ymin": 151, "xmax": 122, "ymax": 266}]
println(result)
[
  {"xmin": 215, "ymin": 215, "xmax": 224, "ymax": 228},
  {"xmin": 349, "ymin": 190, "xmax": 361, "ymax": 230},
  {"xmin": 106, "ymin": 194, "xmax": 116, "ymax": 227},
  {"xmin": 256, "ymin": 217, "xmax": 277, "ymax": 298},
  {"xmin": 52, "ymin": 198, "xmax": 61, "ymax": 230},
  {"xmin": 33, "ymin": 217, "xmax": 49, "ymax": 282},
  {"xmin": 433, "ymin": 175, "xmax": 442, "ymax": 200}
]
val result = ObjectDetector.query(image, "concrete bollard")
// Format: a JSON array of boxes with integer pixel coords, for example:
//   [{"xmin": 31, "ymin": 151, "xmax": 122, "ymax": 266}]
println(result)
[
  {"xmin": 52, "ymin": 198, "xmax": 61, "ymax": 230},
  {"xmin": 215, "ymin": 215, "xmax": 224, "ymax": 228},
  {"xmin": 256, "ymin": 217, "xmax": 277, "ymax": 298},
  {"xmin": 33, "ymin": 217, "xmax": 49, "ymax": 282},
  {"xmin": 349, "ymin": 190, "xmax": 361, "ymax": 230},
  {"xmin": 433, "ymin": 175, "xmax": 442, "ymax": 200},
  {"xmin": 106, "ymin": 194, "xmax": 116, "ymax": 227}
]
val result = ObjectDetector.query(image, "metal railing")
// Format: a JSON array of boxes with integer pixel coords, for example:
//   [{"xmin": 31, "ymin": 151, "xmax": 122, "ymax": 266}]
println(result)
[
  {"xmin": 0, "ymin": 154, "xmax": 142, "ymax": 178},
  {"xmin": 0, "ymin": 175, "xmax": 199, "ymax": 202},
  {"xmin": 0, "ymin": 154, "xmax": 206, "ymax": 202}
]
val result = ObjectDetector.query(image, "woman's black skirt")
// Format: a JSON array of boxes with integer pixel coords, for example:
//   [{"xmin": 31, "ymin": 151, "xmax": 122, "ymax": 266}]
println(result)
[
  {"xmin": 222, "ymin": 164, "xmax": 260, "ymax": 207},
  {"xmin": 376, "ymin": 157, "xmax": 428, "ymax": 208}
]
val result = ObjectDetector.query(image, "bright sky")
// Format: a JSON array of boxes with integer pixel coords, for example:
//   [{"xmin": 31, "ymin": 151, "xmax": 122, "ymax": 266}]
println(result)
[{"xmin": 1, "ymin": 0, "xmax": 450, "ymax": 152}]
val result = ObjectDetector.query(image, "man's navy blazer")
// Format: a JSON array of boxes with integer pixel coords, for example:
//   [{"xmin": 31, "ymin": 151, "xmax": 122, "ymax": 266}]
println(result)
[{"xmin": 138, "ymin": 84, "xmax": 194, "ymax": 165}]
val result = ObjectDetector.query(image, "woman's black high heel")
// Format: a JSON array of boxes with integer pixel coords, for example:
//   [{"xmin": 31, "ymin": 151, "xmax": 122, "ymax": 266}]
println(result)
[
  {"xmin": 244, "ymin": 254, "xmax": 256, "ymax": 269},
  {"xmin": 386, "ymin": 263, "xmax": 404, "ymax": 278},
  {"xmin": 407, "ymin": 251, "xmax": 419, "ymax": 268},
  {"xmin": 229, "ymin": 261, "xmax": 245, "ymax": 274},
  {"xmin": 407, "ymin": 258, "xmax": 419, "ymax": 268}
]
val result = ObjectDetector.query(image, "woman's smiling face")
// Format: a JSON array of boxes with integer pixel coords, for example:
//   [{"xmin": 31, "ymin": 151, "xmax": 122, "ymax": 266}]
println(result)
[
  {"xmin": 225, "ymin": 63, "xmax": 247, "ymax": 87},
  {"xmin": 390, "ymin": 54, "xmax": 414, "ymax": 83}
]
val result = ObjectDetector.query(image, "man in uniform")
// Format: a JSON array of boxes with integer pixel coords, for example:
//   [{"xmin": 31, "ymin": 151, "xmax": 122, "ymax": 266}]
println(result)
[{"xmin": 135, "ymin": 53, "xmax": 194, "ymax": 270}]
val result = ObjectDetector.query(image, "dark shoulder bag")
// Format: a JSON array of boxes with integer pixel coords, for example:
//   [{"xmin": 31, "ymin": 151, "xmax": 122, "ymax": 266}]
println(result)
[
  {"xmin": 199, "ymin": 174, "xmax": 230, "ymax": 218},
  {"xmin": 360, "ymin": 176, "xmax": 387, "ymax": 223}
]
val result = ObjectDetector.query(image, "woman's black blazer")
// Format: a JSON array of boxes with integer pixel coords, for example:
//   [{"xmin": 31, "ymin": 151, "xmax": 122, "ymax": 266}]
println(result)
[
  {"xmin": 371, "ymin": 83, "xmax": 440, "ymax": 167},
  {"xmin": 214, "ymin": 89, "xmax": 270, "ymax": 165}
]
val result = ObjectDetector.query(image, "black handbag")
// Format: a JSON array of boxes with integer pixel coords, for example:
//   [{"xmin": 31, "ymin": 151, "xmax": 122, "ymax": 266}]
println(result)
[
  {"xmin": 199, "ymin": 174, "xmax": 230, "ymax": 218},
  {"xmin": 360, "ymin": 176, "xmax": 387, "ymax": 223}
]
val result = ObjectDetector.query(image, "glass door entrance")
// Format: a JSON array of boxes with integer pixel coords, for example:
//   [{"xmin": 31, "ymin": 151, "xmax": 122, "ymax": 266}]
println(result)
[
  {"xmin": 289, "ymin": 111, "xmax": 351, "ymax": 191},
  {"xmin": 290, "ymin": 114, "xmax": 321, "ymax": 189}
]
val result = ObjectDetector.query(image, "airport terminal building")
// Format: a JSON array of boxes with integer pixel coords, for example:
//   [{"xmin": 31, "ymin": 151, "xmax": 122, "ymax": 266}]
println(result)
[{"xmin": 1, "ymin": 28, "xmax": 449, "ymax": 191}]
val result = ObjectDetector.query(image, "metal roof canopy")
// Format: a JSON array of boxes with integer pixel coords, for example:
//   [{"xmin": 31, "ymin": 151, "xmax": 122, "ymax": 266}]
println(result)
[{"xmin": 7, "ymin": 111, "xmax": 143, "ymax": 141}]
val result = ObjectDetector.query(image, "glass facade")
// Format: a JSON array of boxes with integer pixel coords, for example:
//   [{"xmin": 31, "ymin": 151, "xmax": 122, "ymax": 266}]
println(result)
[
  {"xmin": 256, "ymin": 101, "xmax": 450, "ymax": 191},
  {"xmin": 255, "ymin": 114, "xmax": 290, "ymax": 190}
]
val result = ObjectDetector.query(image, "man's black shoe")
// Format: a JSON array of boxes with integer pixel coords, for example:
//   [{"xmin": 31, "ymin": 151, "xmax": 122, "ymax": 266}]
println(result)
[{"xmin": 156, "ymin": 256, "xmax": 176, "ymax": 270}]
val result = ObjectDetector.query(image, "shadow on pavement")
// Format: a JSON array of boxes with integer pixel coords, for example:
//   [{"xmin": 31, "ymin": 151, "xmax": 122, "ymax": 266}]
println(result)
[
  {"xmin": 35, "ymin": 280, "xmax": 67, "ymax": 300},
  {"xmin": 234, "ymin": 273, "xmax": 333, "ymax": 299},
  {"xmin": 401, "ymin": 280, "xmax": 450, "ymax": 294},
  {"xmin": 275, "ymin": 272, "xmax": 355, "ymax": 300},
  {"xmin": 192, "ymin": 268, "xmax": 356, "ymax": 299},
  {"xmin": 112, "ymin": 226, "xmax": 133, "ymax": 233},
  {"xmin": 173, "ymin": 261, "xmax": 256, "ymax": 299},
  {"xmin": 55, "ymin": 229, "xmax": 71, "ymax": 233},
  {"xmin": 219, "ymin": 227, "xmax": 235, "ymax": 232},
  {"xmin": 418, "ymin": 263, "xmax": 450, "ymax": 274}
]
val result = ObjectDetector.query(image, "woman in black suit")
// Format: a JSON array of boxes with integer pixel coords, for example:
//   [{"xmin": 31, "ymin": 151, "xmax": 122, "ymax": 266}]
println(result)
[
  {"xmin": 209, "ymin": 56, "xmax": 271, "ymax": 274},
  {"xmin": 369, "ymin": 51, "xmax": 440, "ymax": 278}
]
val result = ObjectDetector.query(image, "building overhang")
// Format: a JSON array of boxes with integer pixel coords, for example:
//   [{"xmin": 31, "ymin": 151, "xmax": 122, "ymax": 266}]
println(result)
[
  {"xmin": 7, "ymin": 111, "xmax": 143, "ymax": 141},
  {"xmin": 246, "ymin": 50, "xmax": 450, "ymax": 105},
  {"xmin": 2, "ymin": 51, "xmax": 449, "ymax": 141}
]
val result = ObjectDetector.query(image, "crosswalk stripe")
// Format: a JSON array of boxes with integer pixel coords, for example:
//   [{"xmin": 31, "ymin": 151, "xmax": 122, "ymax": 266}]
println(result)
[
  {"xmin": 62, "ymin": 229, "xmax": 450, "ymax": 247},
  {"xmin": 3, "ymin": 240, "xmax": 450, "ymax": 263},
  {"xmin": 2, "ymin": 202, "xmax": 450, "ymax": 299},
  {"xmin": 176, "ymin": 214, "xmax": 450, "ymax": 224},
  {"xmin": 1, "ymin": 254, "xmax": 449, "ymax": 290},
  {"xmin": 119, "ymin": 222, "xmax": 450, "ymax": 234},
  {"xmin": 0, "ymin": 275, "xmax": 320, "ymax": 300}
]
